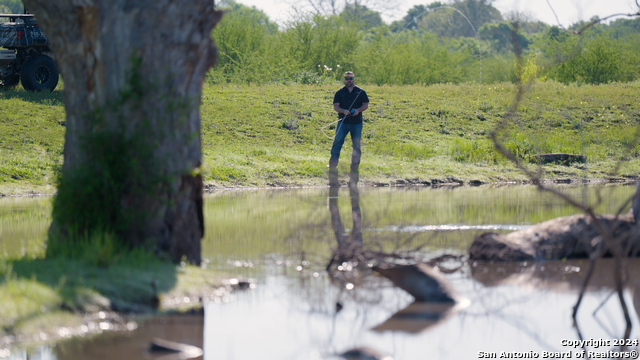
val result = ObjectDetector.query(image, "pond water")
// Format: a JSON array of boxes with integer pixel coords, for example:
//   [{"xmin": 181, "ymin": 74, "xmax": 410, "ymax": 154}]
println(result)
[{"xmin": 2, "ymin": 184, "xmax": 640, "ymax": 360}]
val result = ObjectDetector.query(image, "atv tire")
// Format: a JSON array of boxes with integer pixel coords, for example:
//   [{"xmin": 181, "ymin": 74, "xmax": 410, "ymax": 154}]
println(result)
[{"xmin": 20, "ymin": 54, "xmax": 58, "ymax": 91}]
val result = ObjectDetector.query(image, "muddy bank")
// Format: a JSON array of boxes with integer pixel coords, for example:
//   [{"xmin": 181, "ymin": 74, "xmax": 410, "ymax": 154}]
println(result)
[
  {"xmin": 1, "ymin": 176, "xmax": 635, "ymax": 197},
  {"xmin": 201, "ymin": 177, "xmax": 636, "ymax": 192}
]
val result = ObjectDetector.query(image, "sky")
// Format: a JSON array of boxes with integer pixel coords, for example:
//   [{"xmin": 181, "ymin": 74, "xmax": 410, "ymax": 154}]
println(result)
[{"xmin": 231, "ymin": 0, "xmax": 640, "ymax": 28}]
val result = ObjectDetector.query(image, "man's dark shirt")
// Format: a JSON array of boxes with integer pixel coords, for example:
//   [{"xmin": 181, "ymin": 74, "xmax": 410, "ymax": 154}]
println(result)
[{"xmin": 333, "ymin": 86, "xmax": 369, "ymax": 125}]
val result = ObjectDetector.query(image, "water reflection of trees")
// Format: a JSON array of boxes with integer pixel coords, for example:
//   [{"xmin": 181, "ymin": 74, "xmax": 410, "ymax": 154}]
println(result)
[{"xmin": 470, "ymin": 258, "xmax": 640, "ymax": 345}]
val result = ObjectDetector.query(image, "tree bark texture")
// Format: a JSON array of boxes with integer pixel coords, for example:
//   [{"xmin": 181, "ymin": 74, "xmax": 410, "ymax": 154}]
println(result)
[{"xmin": 24, "ymin": 0, "xmax": 222, "ymax": 264}]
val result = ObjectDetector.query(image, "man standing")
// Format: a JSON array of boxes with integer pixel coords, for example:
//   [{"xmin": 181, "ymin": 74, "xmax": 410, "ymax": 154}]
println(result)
[{"xmin": 329, "ymin": 71, "xmax": 369, "ymax": 187}]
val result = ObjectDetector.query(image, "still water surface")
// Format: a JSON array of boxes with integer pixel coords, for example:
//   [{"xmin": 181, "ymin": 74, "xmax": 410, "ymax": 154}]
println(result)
[{"xmin": 1, "ymin": 184, "xmax": 639, "ymax": 359}]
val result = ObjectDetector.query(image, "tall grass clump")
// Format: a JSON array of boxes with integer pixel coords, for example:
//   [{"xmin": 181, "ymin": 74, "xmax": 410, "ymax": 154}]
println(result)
[
  {"xmin": 481, "ymin": 54, "xmax": 516, "ymax": 83},
  {"xmin": 450, "ymin": 137, "xmax": 502, "ymax": 163},
  {"xmin": 45, "ymin": 227, "xmax": 161, "ymax": 267},
  {"xmin": 48, "ymin": 124, "xmax": 158, "ymax": 265}
]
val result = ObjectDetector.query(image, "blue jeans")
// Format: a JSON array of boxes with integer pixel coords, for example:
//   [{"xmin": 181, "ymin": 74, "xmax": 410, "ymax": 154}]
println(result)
[{"xmin": 329, "ymin": 121, "xmax": 362, "ymax": 171}]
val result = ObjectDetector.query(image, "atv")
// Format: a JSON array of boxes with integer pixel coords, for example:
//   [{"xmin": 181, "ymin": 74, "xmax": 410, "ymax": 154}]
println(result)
[{"xmin": 0, "ymin": 13, "xmax": 58, "ymax": 91}]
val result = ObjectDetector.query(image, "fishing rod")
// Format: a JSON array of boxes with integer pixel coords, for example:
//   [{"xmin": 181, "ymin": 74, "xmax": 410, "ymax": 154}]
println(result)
[{"xmin": 321, "ymin": 94, "xmax": 363, "ymax": 140}]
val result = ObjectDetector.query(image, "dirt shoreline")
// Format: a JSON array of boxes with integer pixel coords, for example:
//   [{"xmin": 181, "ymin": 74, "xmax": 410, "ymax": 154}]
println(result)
[{"xmin": 1, "ymin": 177, "xmax": 637, "ymax": 198}]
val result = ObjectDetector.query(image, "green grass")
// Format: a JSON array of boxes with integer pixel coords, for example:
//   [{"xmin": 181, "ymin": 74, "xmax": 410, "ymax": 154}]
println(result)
[
  {"xmin": 0, "ymin": 89, "xmax": 64, "ymax": 194},
  {"xmin": 1, "ymin": 80, "xmax": 640, "ymax": 195},
  {"xmin": 199, "ymin": 81, "xmax": 640, "ymax": 186}
]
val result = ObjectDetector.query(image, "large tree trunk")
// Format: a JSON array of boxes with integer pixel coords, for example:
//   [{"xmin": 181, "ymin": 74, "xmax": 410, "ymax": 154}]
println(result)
[{"xmin": 24, "ymin": 0, "xmax": 223, "ymax": 264}]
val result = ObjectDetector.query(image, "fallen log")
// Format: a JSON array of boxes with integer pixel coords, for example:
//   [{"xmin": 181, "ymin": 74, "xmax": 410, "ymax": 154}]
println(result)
[
  {"xmin": 373, "ymin": 263, "xmax": 460, "ymax": 302},
  {"xmin": 339, "ymin": 346, "xmax": 393, "ymax": 360},
  {"xmin": 469, "ymin": 213, "xmax": 639, "ymax": 262}
]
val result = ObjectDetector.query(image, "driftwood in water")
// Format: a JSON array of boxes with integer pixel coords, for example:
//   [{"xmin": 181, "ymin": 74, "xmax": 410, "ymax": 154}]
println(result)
[
  {"xmin": 373, "ymin": 263, "xmax": 460, "ymax": 303},
  {"xmin": 372, "ymin": 301, "xmax": 466, "ymax": 334},
  {"xmin": 340, "ymin": 346, "xmax": 393, "ymax": 360},
  {"xmin": 469, "ymin": 213, "xmax": 639, "ymax": 262}
]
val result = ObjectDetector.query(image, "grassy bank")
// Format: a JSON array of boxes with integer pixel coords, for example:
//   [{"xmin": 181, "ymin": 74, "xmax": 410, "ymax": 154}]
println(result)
[
  {"xmin": 199, "ymin": 81, "xmax": 640, "ymax": 187},
  {"xmin": 1, "ymin": 81, "xmax": 639, "ymax": 194}
]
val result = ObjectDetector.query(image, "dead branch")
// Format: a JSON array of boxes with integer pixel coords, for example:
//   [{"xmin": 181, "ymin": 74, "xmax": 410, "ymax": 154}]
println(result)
[
  {"xmin": 545, "ymin": 0, "xmax": 640, "ymax": 34},
  {"xmin": 544, "ymin": 0, "xmax": 563, "ymax": 29},
  {"xmin": 575, "ymin": 12, "xmax": 640, "ymax": 35}
]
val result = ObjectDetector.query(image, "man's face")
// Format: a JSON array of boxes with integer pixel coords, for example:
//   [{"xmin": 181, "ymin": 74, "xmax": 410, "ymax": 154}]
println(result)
[{"xmin": 344, "ymin": 76, "xmax": 354, "ymax": 85}]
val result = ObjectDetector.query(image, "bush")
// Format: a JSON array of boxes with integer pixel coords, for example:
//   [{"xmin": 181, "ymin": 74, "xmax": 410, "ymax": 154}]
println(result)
[
  {"xmin": 545, "ymin": 34, "xmax": 632, "ymax": 84},
  {"xmin": 280, "ymin": 15, "xmax": 362, "ymax": 80},
  {"xmin": 354, "ymin": 29, "xmax": 472, "ymax": 85}
]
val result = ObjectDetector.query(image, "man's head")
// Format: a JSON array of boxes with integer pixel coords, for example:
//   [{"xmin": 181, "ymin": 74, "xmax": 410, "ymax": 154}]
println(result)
[{"xmin": 344, "ymin": 71, "xmax": 355, "ymax": 86}]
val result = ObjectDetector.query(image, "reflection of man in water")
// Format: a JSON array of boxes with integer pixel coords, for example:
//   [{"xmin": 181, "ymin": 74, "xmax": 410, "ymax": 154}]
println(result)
[
  {"xmin": 327, "ymin": 187, "xmax": 463, "ymax": 335},
  {"xmin": 329, "ymin": 186, "xmax": 363, "ymax": 259},
  {"xmin": 329, "ymin": 71, "xmax": 369, "ymax": 188}
]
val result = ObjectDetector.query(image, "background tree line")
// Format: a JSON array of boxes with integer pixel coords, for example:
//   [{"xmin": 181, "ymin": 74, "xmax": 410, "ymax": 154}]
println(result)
[
  {"xmin": 2, "ymin": 0, "xmax": 636, "ymax": 85},
  {"xmin": 209, "ymin": 0, "xmax": 640, "ymax": 85}
]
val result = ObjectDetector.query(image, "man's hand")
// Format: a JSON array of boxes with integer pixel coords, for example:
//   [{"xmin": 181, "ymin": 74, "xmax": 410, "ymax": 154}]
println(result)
[{"xmin": 343, "ymin": 110, "xmax": 350, "ymax": 116}]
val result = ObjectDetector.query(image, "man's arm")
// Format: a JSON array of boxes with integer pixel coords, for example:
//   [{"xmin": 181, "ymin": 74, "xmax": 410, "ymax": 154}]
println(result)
[
  {"xmin": 334, "ymin": 103, "xmax": 350, "ymax": 116},
  {"xmin": 353, "ymin": 102, "xmax": 369, "ymax": 116}
]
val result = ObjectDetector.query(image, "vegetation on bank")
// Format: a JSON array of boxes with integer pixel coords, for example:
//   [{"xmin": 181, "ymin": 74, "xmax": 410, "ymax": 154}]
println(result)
[
  {"xmin": 1, "ymin": 80, "xmax": 638, "ymax": 195},
  {"xmin": 200, "ymin": 81, "xmax": 640, "ymax": 186},
  {"xmin": 0, "ymin": 197, "xmax": 222, "ymax": 349},
  {"xmin": 0, "ymin": 250, "xmax": 222, "ymax": 348}
]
